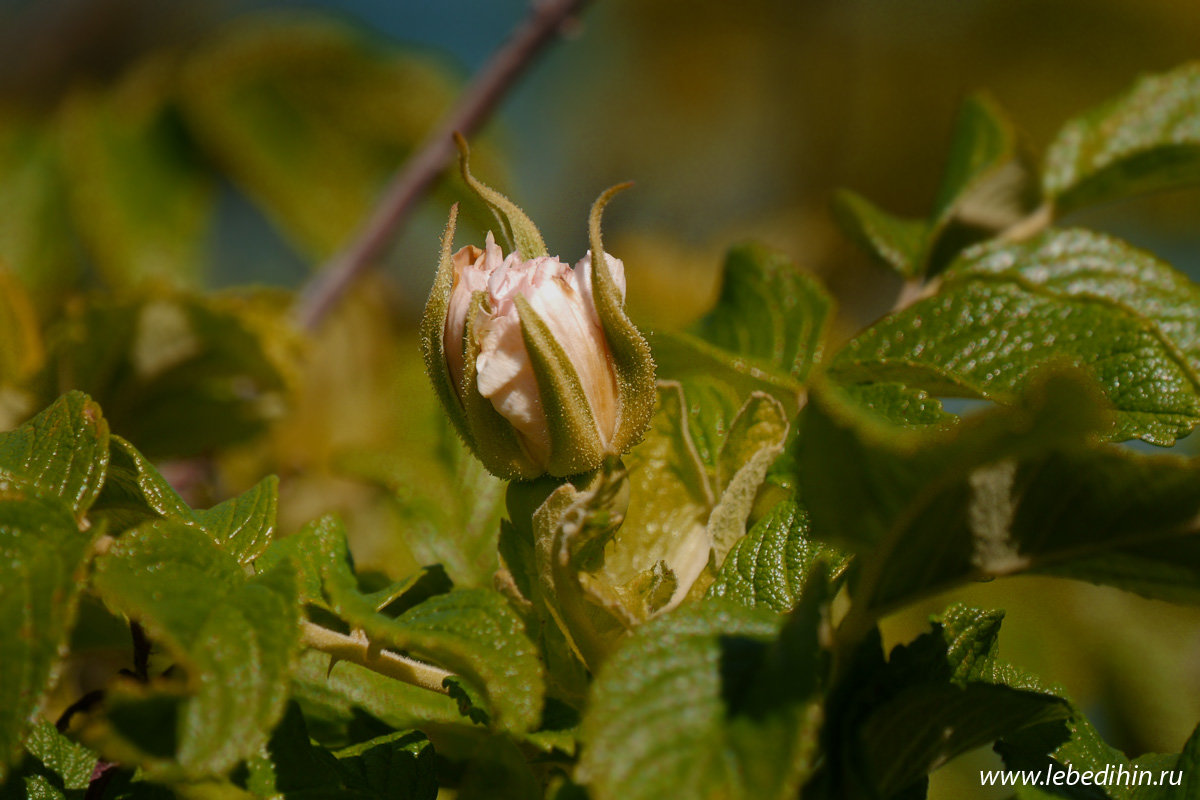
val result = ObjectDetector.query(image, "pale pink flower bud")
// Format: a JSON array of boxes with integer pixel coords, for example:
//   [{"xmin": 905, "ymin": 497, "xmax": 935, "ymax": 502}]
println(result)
[{"xmin": 443, "ymin": 232, "xmax": 623, "ymax": 470}]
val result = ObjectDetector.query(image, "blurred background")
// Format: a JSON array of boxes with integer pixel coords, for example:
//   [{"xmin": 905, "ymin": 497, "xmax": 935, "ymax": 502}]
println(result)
[{"xmin": 1, "ymin": 0, "xmax": 1198, "ymax": 796}]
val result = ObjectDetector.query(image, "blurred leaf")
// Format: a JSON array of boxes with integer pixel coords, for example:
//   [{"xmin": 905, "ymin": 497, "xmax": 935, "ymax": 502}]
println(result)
[
  {"xmin": 834, "ymin": 93, "xmax": 1037, "ymax": 279},
  {"xmin": 293, "ymin": 516, "xmax": 544, "ymax": 734},
  {"xmin": 92, "ymin": 435, "xmax": 276, "ymax": 563},
  {"xmin": 1044, "ymin": 61, "xmax": 1200, "ymax": 214},
  {"xmin": 0, "ymin": 116, "xmax": 78, "ymax": 308},
  {"xmin": 653, "ymin": 243, "xmax": 831, "ymax": 404},
  {"xmin": 0, "ymin": 491, "xmax": 93, "ymax": 783},
  {"xmin": 46, "ymin": 290, "xmax": 296, "ymax": 458},
  {"xmin": 834, "ymin": 228, "xmax": 1200, "ymax": 445},
  {"xmin": 0, "ymin": 269, "xmax": 43, "ymax": 421},
  {"xmin": 89, "ymin": 521, "xmax": 299, "ymax": 780},
  {"xmin": 706, "ymin": 497, "xmax": 846, "ymax": 613},
  {"xmin": 179, "ymin": 13, "xmax": 456, "ymax": 257},
  {"xmin": 345, "ymin": 424, "xmax": 506, "ymax": 588},
  {"xmin": 799, "ymin": 372, "xmax": 1200, "ymax": 620},
  {"xmin": 578, "ymin": 597, "xmax": 825, "ymax": 800},
  {"xmin": 927, "ymin": 93, "xmax": 1037, "ymax": 254},
  {"xmin": 821, "ymin": 605, "xmax": 1068, "ymax": 799},
  {"xmin": 831, "ymin": 190, "xmax": 928, "ymax": 278},
  {"xmin": 0, "ymin": 390, "xmax": 109, "ymax": 517},
  {"xmin": 58, "ymin": 58, "xmax": 213, "ymax": 288}
]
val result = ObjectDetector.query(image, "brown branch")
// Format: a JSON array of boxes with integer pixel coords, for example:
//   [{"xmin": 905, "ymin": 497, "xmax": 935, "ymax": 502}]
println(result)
[{"xmin": 294, "ymin": 0, "xmax": 595, "ymax": 331}]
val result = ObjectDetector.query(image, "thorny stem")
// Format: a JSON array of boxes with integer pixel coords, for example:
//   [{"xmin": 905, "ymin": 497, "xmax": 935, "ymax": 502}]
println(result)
[
  {"xmin": 300, "ymin": 621, "xmax": 454, "ymax": 695},
  {"xmin": 294, "ymin": 0, "xmax": 595, "ymax": 331}
]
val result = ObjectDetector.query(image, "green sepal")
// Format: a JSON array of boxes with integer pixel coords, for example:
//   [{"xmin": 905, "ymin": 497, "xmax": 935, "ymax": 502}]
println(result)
[
  {"xmin": 588, "ymin": 184, "xmax": 656, "ymax": 456},
  {"xmin": 516, "ymin": 295, "xmax": 606, "ymax": 477},
  {"xmin": 454, "ymin": 133, "xmax": 547, "ymax": 259},
  {"xmin": 461, "ymin": 291, "xmax": 543, "ymax": 479},
  {"xmin": 419, "ymin": 204, "xmax": 473, "ymax": 445}
]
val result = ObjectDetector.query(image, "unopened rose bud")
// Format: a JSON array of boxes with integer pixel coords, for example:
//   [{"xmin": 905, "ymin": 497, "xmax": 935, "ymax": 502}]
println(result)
[{"xmin": 421, "ymin": 137, "xmax": 655, "ymax": 480}]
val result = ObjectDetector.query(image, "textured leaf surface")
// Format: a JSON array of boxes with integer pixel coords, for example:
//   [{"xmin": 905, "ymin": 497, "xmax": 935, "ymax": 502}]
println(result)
[
  {"xmin": 4, "ymin": 719, "xmax": 98, "ymax": 797},
  {"xmin": 998, "ymin": 697, "xmax": 1200, "ymax": 799},
  {"xmin": 824, "ymin": 605, "xmax": 1067, "ymax": 798},
  {"xmin": 653, "ymin": 243, "xmax": 831, "ymax": 403},
  {"xmin": 834, "ymin": 228, "xmax": 1200, "ymax": 445},
  {"xmin": 296, "ymin": 516, "xmax": 544, "ymax": 734},
  {"xmin": 90, "ymin": 521, "xmax": 299, "ymax": 779},
  {"xmin": 0, "ymin": 391, "xmax": 109, "ymax": 517},
  {"xmin": 799, "ymin": 373, "xmax": 1200, "ymax": 617},
  {"xmin": 1044, "ymin": 62, "xmax": 1200, "ymax": 214},
  {"xmin": 707, "ymin": 498, "xmax": 845, "ymax": 613},
  {"xmin": 92, "ymin": 435, "xmax": 276, "ymax": 563},
  {"xmin": 578, "ymin": 599, "xmax": 825, "ymax": 800},
  {"xmin": 247, "ymin": 703, "xmax": 438, "ymax": 800},
  {"xmin": 0, "ymin": 492, "xmax": 93, "ymax": 783}
]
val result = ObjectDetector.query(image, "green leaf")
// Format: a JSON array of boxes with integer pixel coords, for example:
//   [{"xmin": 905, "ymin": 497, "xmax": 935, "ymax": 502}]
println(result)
[
  {"xmin": 248, "ymin": 702, "xmax": 438, "ymax": 800},
  {"xmin": 833, "ymin": 228, "xmax": 1200, "ymax": 445},
  {"xmin": 0, "ymin": 117, "xmax": 78, "ymax": 309},
  {"xmin": 928, "ymin": 93, "xmax": 1037, "ymax": 242},
  {"xmin": 89, "ymin": 520, "xmax": 299, "ymax": 780},
  {"xmin": 1044, "ymin": 62, "xmax": 1200, "ymax": 214},
  {"xmin": 831, "ymin": 190, "xmax": 929, "ymax": 279},
  {"xmin": 290, "ymin": 650, "xmax": 465, "ymax": 737},
  {"xmin": 179, "ymin": 13, "xmax": 457, "ymax": 257},
  {"xmin": 46, "ymin": 291, "xmax": 294, "ymax": 459},
  {"xmin": 706, "ymin": 498, "xmax": 846, "ymax": 613},
  {"xmin": 997, "ymin": 698, "xmax": 1200, "ymax": 799},
  {"xmin": 58, "ymin": 60, "xmax": 213, "ymax": 288},
  {"xmin": 0, "ymin": 491, "xmax": 93, "ymax": 782},
  {"xmin": 578, "ymin": 598, "xmax": 825, "ymax": 800},
  {"xmin": 822, "ymin": 605, "xmax": 1068, "ymax": 799},
  {"xmin": 799, "ymin": 371, "xmax": 1200, "ymax": 619},
  {"xmin": 0, "ymin": 269, "xmax": 43, "ymax": 428},
  {"xmin": 92, "ymin": 436, "xmax": 277, "ymax": 563},
  {"xmin": 296, "ymin": 516, "xmax": 544, "ymax": 734},
  {"xmin": 0, "ymin": 391, "xmax": 109, "ymax": 517},
  {"xmin": 834, "ymin": 382, "xmax": 952, "ymax": 429},
  {"xmin": 653, "ymin": 243, "xmax": 832, "ymax": 403},
  {"xmin": 593, "ymin": 384, "xmax": 790, "ymax": 623},
  {"xmin": 18, "ymin": 720, "xmax": 98, "ymax": 793},
  {"xmin": 833, "ymin": 93, "xmax": 1037, "ymax": 279},
  {"xmin": 597, "ymin": 383, "xmax": 713, "ymax": 615}
]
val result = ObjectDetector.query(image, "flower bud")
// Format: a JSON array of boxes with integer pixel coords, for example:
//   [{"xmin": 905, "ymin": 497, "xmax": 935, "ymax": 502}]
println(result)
[{"xmin": 421, "ymin": 137, "xmax": 655, "ymax": 480}]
